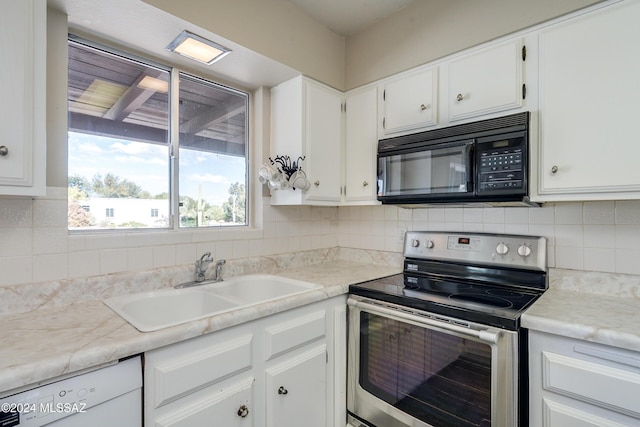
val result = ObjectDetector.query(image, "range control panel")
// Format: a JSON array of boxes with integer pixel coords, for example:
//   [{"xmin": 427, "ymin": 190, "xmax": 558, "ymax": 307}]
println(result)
[{"xmin": 404, "ymin": 231, "xmax": 546, "ymax": 271}]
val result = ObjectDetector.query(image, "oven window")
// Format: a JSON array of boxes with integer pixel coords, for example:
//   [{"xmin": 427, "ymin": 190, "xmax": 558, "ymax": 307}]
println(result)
[{"xmin": 359, "ymin": 312, "xmax": 492, "ymax": 427}]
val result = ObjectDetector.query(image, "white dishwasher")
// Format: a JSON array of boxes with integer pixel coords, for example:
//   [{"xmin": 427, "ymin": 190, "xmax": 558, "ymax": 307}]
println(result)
[{"xmin": 0, "ymin": 355, "xmax": 142, "ymax": 427}]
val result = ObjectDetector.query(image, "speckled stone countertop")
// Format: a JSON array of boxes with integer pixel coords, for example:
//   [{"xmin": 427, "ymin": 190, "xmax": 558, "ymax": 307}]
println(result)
[
  {"xmin": 0, "ymin": 249, "xmax": 402, "ymax": 395},
  {"xmin": 522, "ymin": 268, "xmax": 640, "ymax": 351}
]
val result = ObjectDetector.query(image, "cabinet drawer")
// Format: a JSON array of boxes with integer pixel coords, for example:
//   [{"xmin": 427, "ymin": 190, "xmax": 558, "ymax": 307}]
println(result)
[
  {"xmin": 264, "ymin": 310, "xmax": 326, "ymax": 360},
  {"xmin": 150, "ymin": 334, "xmax": 253, "ymax": 407},
  {"xmin": 543, "ymin": 398, "xmax": 629, "ymax": 427},
  {"xmin": 155, "ymin": 377, "xmax": 254, "ymax": 427},
  {"xmin": 542, "ymin": 351, "xmax": 640, "ymax": 418}
]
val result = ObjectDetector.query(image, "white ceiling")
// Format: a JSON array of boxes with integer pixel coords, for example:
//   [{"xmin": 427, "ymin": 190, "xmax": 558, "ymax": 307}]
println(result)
[
  {"xmin": 288, "ymin": 0, "xmax": 416, "ymax": 36},
  {"xmin": 47, "ymin": 0, "xmax": 416, "ymax": 89},
  {"xmin": 48, "ymin": 0, "xmax": 300, "ymax": 90}
]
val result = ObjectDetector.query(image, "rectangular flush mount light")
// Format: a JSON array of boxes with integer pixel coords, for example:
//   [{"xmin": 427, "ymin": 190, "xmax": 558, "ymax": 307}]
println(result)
[{"xmin": 166, "ymin": 30, "xmax": 231, "ymax": 65}]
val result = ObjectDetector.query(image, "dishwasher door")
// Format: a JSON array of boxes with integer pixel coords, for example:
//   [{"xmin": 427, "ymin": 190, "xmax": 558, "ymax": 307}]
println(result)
[{"xmin": 0, "ymin": 356, "xmax": 142, "ymax": 427}]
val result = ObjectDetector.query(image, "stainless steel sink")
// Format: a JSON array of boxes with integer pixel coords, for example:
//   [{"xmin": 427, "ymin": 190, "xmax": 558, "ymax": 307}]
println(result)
[{"xmin": 104, "ymin": 274, "xmax": 322, "ymax": 332}]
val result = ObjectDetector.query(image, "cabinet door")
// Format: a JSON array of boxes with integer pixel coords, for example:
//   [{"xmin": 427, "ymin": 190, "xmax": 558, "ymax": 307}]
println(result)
[
  {"xmin": 0, "ymin": 0, "xmax": 46, "ymax": 195},
  {"xmin": 265, "ymin": 345, "xmax": 328, "ymax": 427},
  {"xmin": 538, "ymin": 1, "xmax": 640, "ymax": 198},
  {"xmin": 154, "ymin": 377, "xmax": 254, "ymax": 427},
  {"xmin": 304, "ymin": 81, "xmax": 343, "ymax": 203},
  {"xmin": 448, "ymin": 39, "xmax": 523, "ymax": 122},
  {"xmin": 381, "ymin": 67, "xmax": 438, "ymax": 136},
  {"xmin": 345, "ymin": 86, "xmax": 378, "ymax": 203}
]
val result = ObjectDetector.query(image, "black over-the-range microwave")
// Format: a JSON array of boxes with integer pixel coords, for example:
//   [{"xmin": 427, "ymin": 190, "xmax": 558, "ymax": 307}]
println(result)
[{"xmin": 376, "ymin": 111, "xmax": 535, "ymax": 206}]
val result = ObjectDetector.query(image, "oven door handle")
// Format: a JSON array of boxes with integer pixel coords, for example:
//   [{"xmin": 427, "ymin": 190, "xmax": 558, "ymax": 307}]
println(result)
[{"xmin": 348, "ymin": 298, "xmax": 501, "ymax": 344}]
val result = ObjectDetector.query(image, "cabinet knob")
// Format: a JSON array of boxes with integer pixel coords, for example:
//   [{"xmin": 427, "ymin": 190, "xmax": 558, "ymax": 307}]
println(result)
[
  {"xmin": 362, "ymin": 181, "xmax": 368, "ymax": 187},
  {"xmin": 278, "ymin": 386, "xmax": 288, "ymax": 395},
  {"xmin": 420, "ymin": 104, "xmax": 429, "ymax": 111},
  {"xmin": 314, "ymin": 180, "xmax": 320, "ymax": 187},
  {"xmin": 237, "ymin": 404, "xmax": 249, "ymax": 418},
  {"xmin": 0, "ymin": 146, "xmax": 8, "ymax": 157},
  {"xmin": 456, "ymin": 94, "xmax": 464, "ymax": 102},
  {"xmin": 551, "ymin": 165, "xmax": 559, "ymax": 174}
]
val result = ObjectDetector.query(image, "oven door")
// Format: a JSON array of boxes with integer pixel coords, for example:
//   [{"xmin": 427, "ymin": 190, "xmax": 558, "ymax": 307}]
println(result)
[
  {"xmin": 347, "ymin": 296, "xmax": 518, "ymax": 427},
  {"xmin": 377, "ymin": 139, "xmax": 474, "ymax": 204}
]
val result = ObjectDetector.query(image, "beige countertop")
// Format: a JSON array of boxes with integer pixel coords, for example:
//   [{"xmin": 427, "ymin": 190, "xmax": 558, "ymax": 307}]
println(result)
[
  {"xmin": 522, "ymin": 269, "xmax": 640, "ymax": 352},
  {"xmin": 0, "ymin": 260, "xmax": 400, "ymax": 394},
  {"xmin": 4, "ymin": 259, "xmax": 640, "ymax": 396}
]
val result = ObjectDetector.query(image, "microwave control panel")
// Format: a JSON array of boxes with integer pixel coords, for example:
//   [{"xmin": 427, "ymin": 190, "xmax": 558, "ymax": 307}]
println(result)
[{"xmin": 477, "ymin": 137, "xmax": 525, "ymax": 193}]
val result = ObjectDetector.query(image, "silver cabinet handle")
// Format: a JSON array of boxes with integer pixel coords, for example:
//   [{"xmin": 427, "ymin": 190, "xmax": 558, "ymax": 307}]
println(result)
[
  {"xmin": 278, "ymin": 386, "xmax": 288, "ymax": 395},
  {"xmin": 551, "ymin": 166, "xmax": 558, "ymax": 174},
  {"xmin": 237, "ymin": 404, "xmax": 249, "ymax": 418},
  {"xmin": 0, "ymin": 146, "xmax": 8, "ymax": 157},
  {"xmin": 420, "ymin": 104, "xmax": 428, "ymax": 111},
  {"xmin": 362, "ymin": 181, "xmax": 368, "ymax": 187},
  {"xmin": 456, "ymin": 93, "xmax": 464, "ymax": 102},
  {"xmin": 314, "ymin": 180, "xmax": 320, "ymax": 187}
]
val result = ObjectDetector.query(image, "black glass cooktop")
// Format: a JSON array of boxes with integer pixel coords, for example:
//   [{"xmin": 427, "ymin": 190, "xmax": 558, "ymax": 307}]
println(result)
[{"xmin": 349, "ymin": 273, "xmax": 543, "ymax": 330}]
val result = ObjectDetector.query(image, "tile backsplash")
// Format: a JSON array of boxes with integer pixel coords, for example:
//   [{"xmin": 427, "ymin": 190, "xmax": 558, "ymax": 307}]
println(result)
[{"xmin": 2, "ymin": 186, "xmax": 640, "ymax": 287}]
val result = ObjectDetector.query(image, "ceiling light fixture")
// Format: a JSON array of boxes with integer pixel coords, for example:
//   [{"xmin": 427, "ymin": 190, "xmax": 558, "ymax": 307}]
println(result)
[{"xmin": 166, "ymin": 30, "xmax": 231, "ymax": 65}]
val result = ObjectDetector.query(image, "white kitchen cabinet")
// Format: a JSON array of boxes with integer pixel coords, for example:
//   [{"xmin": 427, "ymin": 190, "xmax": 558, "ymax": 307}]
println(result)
[
  {"xmin": 529, "ymin": 331, "xmax": 640, "ymax": 426},
  {"xmin": 270, "ymin": 76, "xmax": 343, "ymax": 205},
  {"xmin": 446, "ymin": 39, "xmax": 525, "ymax": 123},
  {"xmin": 265, "ymin": 345, "xmax": 327, "ymax": 427},
  {"xmin": 379, "ymin": 67, "xmax": 438, "ymax": 136},
  {"xmin": 144, "ymin": 296, "xmax": 346, "ymax": 427},
  {"xmin": 0, "ymin": 0, "xmax": 46, "ymax": 196},
  {"xmin": 535, "ymin": 0, "xmax": 640, "ymax": 201},
  {"xmin": 344, "ymin": 85, "xmax": 379, "ymax": 204}
]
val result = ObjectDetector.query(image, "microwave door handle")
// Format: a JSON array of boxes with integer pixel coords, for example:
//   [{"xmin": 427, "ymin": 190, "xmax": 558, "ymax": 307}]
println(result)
[{"xmin": 465, "ymin": 141, "xmax": 475, "ymax": 193}]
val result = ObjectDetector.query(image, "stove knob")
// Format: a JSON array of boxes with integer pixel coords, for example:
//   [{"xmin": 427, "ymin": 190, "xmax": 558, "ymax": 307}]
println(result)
[
  {"xmin": 517, "ymin": 244, "xmax": 532, "ymax": 258},
  {"xmin": 496, "ymin": 242, "xmax": 509, "ymax": 255},
  {"xmin": 410, "ymin": 239, "xmax": 420, "ymax": 247},
  {"xmin": 425, "ymin": 239, "xmax": 434, "ymax": 249}
]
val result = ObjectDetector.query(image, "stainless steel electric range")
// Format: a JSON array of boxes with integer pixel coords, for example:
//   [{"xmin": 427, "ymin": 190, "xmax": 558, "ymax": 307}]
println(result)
[{"xmin": 347, "ymin": 231, "xmax": 547, "ymax": 427}]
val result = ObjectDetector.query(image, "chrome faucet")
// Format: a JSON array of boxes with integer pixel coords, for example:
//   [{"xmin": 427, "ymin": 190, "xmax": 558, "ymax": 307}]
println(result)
[
  {"xmin": 213, "ymin": 259, "xmax": 226, "ymax": 282},
  {"xmin": 195, "ymin": 252, "xmax": 214, "ymax": 282}
]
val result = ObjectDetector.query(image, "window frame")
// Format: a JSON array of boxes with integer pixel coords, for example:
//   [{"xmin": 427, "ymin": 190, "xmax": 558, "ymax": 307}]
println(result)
[{"xmin": 67, "ymin": 35, "xmax": 251, "ymax": 232}]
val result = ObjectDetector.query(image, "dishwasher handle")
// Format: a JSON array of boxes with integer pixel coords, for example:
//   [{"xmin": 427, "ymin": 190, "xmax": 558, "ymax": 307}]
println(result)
[{"xmin": 348, "ymin": 297, "xmax": 501, "ymax": 344}]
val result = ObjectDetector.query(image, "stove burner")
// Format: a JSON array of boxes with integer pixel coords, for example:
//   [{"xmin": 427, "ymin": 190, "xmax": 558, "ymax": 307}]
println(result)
[
  {"xmin": 429, "ymin": 281, "xmax": 472, "ymax": 293},
  {"xmin": 406, "ymin": 280, "xmax": 473, "ymax": 294},
  {"xmin": 486, "ymin": 288, "xmax": 525, "ymax": 298},
  {"xmin": 449, "ymin": 294, "xmax": 513, "ymax": 308}
]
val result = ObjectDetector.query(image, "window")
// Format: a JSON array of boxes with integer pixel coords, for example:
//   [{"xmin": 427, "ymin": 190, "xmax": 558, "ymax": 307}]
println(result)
[{"xmin": 67, "ymin": 38, "xmax": 248, "ymax": 231}]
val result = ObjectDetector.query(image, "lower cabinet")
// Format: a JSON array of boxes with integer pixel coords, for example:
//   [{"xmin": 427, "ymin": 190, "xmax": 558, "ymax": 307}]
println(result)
[
  {"xmin": 265, "ymin": 345, "xmax": 327, "ymax": 427},
  {"xmin": 529, "ymin": 331, "xmax": 640, "ymax": 426},
  {"xmin": 144, "ymin": 296, "xmax": 346, "ymax": 427}
]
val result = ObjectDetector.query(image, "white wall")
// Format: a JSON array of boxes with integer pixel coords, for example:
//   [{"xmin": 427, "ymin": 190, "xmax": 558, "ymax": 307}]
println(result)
[
  {"xmin": 5, "ymin": 189, "xmax": 640, "ymax": 287},
  {"xmin": 143, "ymin": 0, "xmax": 346, "ymax": 90},
  {"xmin": 345, "ymin": 0, "xmax": 604, "ymax": 89}
]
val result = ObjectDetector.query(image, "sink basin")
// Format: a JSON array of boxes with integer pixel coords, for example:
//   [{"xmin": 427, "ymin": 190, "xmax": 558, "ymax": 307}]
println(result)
[
  {"xmin": 104, "ymin": 274, "xmax": 322, "ymax": 332},
  {"xmin": 204, "ymin": 274, "xmax": 323, "ymax": 303},
  {"xmin": 104, "ymin": 289, "xmax": 241, "ymax": 332}
]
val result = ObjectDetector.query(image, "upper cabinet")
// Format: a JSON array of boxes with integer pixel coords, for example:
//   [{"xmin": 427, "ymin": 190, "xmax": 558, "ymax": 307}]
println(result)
[
  {"xmin": 535, "ymin": 0, "xmax": 640, "ymax": 201},
  {"xmin": 0, "ymin": 0, "xmax": 46, "ymax": 196},
  {"xmin": 446, "ymin": 39, "xmax": 525, "ymax": 123},
  {"xmin": 377, "ymin": 38, "xmax": 528, "ymax": 138},
  {"xmin": 270, "ymin": 76, "xmax": 379, "ymax": 206},
  {"xmin": 344, "ymin": 85, "xmax": 378, "ymax": 204},
  {"xmin": 379, "ymin": 67, "xmax": 438, "ymax": 137},
  {"xmin": 270, "ymin": 76, "xmax": 343, "ymax": 205}
]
